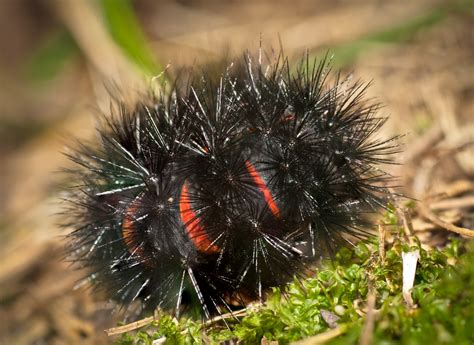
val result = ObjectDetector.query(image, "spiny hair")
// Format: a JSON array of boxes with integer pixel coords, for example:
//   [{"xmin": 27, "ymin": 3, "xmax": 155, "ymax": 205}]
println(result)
[{"xmin": 63, "ymin": 52, "xmax": 400, "ymax": 318}]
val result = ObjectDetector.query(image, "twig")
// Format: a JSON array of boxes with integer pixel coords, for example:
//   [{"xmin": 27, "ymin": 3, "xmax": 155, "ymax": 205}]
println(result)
[
  {"xmin": 358, "ymin": 290, "xmax": 376, "ymax": 345},
  {"xmin": 418, "ymin": 203, "xmax": 474, "ymax": 237},
  {"xmin": 377, "ymin": 223, "xmax": 385, "ymax": 265},
  {"xmin": 399, "ymin": 209, "xmax": 415, "ymax": 246},
  {"xmin": 430, "ymin": 196, "xmax": 474, "ymax": 210},
  {"xmin": 105, "ymin": 307, "xmax": 248, "ymax": 337},
  {"xmin": 105, "ymin": 316, "xmax": 155, "ymax": 336},
  {"xmin": 425, "ymin": 180, "xmax": 474, "ymax": 202},
  {"xmin": 149, "ymin": 309, "xmax": 249, "ymax": 344},
  {"xmin": 411, "ymin": 211, "xmax": 462, "ymax": 232},
  {"xmin": 204, "ymin": 307, "xmax": 248, "ymax": 327}
]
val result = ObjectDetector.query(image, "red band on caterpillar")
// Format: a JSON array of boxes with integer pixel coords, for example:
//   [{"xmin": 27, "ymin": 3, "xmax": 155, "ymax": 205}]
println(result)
[
  {"xmin": 122, "ymin": 196, "xmax": 145, "ymax": 257},
  {"xmin": 179, "ymin": 181, "xmax": 221, "ymax": 254},
  {"xmin": 245, "ymin": 160, "xmax": 281, "ymax": 219}
]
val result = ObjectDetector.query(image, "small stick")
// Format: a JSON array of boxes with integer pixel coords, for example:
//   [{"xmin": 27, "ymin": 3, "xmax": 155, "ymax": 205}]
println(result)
[
  {"xmin": 430, "ymin": 196, "xmax": 474, "ymax": 211},
  {"xmin": 204, "ymin": 307, "xmax": 248, "ymax": 327},
  {"xmin": 105, "ymin": 307, "xmax": 249, "ymax": 337},
  {"xmin": 400, "ymin": 209, "xmax": 415, "ymax": 246},
  {"xmin": 358, "ymin": 290, "xmax": 376, "ymax": 345},
  {"xmin": 425, "ymin": 180, "xmax": 474, "ymax": 202},
  {"xmin": 377, "ymin": 223, "xmax": 385, "ymax": 265},
  {"xmin": 105, "ymin": 316, "xmax": 155, "ymax": 336},
  {"xmin": 418, "ymin": 203, "xmax": 474, "ymax": 237}
]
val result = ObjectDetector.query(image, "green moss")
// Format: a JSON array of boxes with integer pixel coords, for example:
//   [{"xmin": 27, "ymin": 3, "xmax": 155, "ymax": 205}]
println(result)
[{"xmin": 115, "ymin": 228, "xmax": 473, "ymax": 344}]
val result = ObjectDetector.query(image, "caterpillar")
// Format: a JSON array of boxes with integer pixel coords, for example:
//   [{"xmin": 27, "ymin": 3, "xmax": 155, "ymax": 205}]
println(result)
[{"xmin": 64, "ymin": 52, "xmax": 400, "ymax": 318}]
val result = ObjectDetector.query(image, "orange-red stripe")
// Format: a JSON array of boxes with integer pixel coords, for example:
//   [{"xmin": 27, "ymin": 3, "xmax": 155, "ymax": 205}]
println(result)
[
  {"xmin": 245, "ymin": 161, "xmax": 281, "ymax": 218},
  {"xmin": 179, "ymin": 182, "xmax": 220, "ymax": 254},
  {"xmin": 122, "ymin": 199, "xmax": 144, "ymax": 256}
]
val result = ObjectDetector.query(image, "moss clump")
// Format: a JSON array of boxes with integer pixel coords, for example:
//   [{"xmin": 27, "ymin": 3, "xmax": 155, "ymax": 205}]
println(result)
[{"xmin": 116, "ymin": 235, "xmax": 473, "ymax": 345}]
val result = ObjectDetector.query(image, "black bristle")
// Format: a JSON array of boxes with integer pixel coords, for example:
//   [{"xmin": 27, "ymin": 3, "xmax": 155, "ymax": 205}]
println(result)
[{"xmin": 63, "ymin": 52, "xmax": 400, "ymax": 317}]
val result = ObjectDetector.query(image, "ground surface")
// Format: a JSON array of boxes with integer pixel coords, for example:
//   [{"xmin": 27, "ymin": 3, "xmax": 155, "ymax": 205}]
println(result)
[{"xmin": 0, "ymin": 1, "xmax": 472, "ymax": 344}]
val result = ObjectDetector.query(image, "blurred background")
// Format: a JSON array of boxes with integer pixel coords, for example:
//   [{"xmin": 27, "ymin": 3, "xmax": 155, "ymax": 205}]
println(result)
[{"xmin": 0, "ymin": 0, "xmax": 472, "ymax": 344}]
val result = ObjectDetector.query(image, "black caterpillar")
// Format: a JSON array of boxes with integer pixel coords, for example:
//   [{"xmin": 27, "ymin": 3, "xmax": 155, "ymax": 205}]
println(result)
[{"xmin": 64, "ymin": 53, "xmax": 399, "ymax": 318}]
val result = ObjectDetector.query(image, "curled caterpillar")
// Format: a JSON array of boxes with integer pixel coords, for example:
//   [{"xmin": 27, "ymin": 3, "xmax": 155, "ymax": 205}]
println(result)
[{"xmin": 64, "ymin": 53, "xmax": 400, "ymax": 318}]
